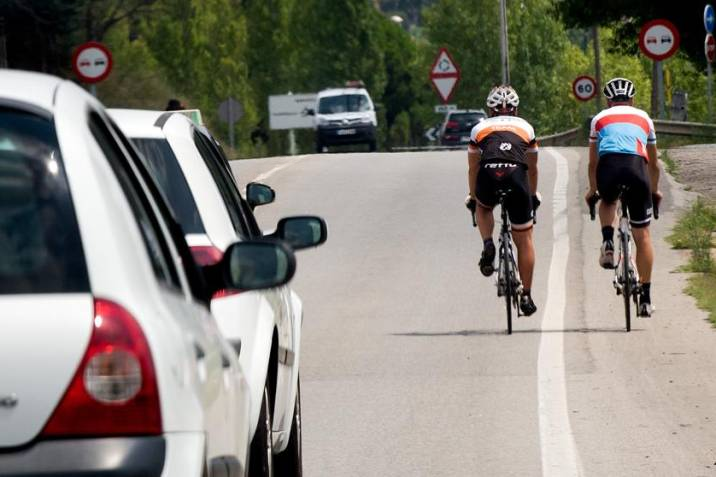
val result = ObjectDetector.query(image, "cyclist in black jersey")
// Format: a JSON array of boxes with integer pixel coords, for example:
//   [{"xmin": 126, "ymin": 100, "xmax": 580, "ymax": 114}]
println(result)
[{"xmin": 465, "ymin": 85, "xmax": 540, "ymax": 316}]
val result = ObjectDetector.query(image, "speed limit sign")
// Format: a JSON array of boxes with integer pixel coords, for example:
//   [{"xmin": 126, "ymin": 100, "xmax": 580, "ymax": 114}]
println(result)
[{"xmin": 572, "ymin": 75, "xmax": 597, "ymax": 101}]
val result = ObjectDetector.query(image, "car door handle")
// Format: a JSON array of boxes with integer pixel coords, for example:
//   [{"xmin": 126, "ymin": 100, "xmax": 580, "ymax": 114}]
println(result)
[
  {"xmin": 193, "ymin": 342, "xmax": 206, "ymax": 360},
  {"xmin": 221, "ymin": 353, "xmax": 231, "ymax": 369}
]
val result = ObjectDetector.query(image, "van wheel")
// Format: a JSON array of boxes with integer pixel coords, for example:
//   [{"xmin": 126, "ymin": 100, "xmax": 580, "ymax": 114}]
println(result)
[
  {"xmin": 248, "ymin": 384, "xmax": 273, "ymax": 477},
  {"xmin": 315, "ymin": 141, "xmax": 325, "ymax": 153},
  {"xmin": 274, "ymin": 377, "xmax": 302, "ymax": 476}
]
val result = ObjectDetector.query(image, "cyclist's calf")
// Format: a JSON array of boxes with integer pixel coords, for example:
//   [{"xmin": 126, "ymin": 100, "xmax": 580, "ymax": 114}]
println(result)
[
  {"xmin": 512, "ymin": 227, "xmax": 535, "ymax": 290},
  {"xmin": 631, "ymin": 226, "xmax": 654, "ymax": 283}
]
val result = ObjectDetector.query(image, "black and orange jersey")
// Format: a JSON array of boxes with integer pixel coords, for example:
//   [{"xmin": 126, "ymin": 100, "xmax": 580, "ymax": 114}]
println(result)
[{"xmin": 467, "ymin": 115, "xmax": 538, "ymax": 165}]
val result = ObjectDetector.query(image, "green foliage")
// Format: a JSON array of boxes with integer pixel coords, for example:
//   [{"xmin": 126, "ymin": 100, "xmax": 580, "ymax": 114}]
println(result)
[
  {"xmin": 685, "ymin": 273, "xmax": 716, "ymax": 326},
  {"xmin": 660, "ymin": 150, "xmax": 678, "ymax": 177},
  {"xmin": 668, "ymin": 198, "xmax": 716, "ymax": 273}
]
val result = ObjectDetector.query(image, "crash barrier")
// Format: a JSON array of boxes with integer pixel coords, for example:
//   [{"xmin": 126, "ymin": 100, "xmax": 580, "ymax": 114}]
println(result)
[
  {"xmin": 653, "ymin": 119, "xmax": 716, "ymax": 137},
  {"xmin": 391, "ymin": 126, "xmax": 582, "ymax": 152}
]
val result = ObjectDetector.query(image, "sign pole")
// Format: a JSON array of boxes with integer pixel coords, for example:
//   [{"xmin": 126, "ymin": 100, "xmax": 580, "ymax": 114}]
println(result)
[
  {"xmin": 89, "ymin": 84, "xmax": 97, "ymax": 98},
  {"xmin": 709, "ymin": 62, "xmax": 713, "ymax": 122},
  {"xmin": 499, "ymin": 0, "xmax": 510, "ymax": 84},
  {"xmin": 656, "ymin": 60, "xmax": 666, "ymax": 119},
  {"xmin": 289, "ymin": 129, "xmax": 297, "ymax": 156},
  {"xmin": 592, "ymin": 26, "xmax": 602, "ymax": 112}
]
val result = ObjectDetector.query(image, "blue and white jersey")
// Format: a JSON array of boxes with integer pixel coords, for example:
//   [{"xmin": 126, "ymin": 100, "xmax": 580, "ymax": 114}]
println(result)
[{"xmin": 589, "ymin": 105, "xmax": 656, "ymax": 160}]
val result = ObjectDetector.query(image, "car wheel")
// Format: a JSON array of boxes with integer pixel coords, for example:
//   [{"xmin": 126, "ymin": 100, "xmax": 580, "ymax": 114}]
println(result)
[
  {"xmin": 274, "ymin": 376, "xmax": 302, "ymax": 476},
  {"xmin": 368, "ymin": 141, "xmax": 377, "ymax": 152},
  {"xmin": 248, "ymin": 384, "xmax": 273, "ymax": 477},
  {"xmin": 315, "ymin": 141, "xmax": 324, "ymax": 153}
]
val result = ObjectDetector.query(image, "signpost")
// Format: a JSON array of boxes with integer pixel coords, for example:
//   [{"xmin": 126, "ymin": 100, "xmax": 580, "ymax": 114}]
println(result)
[
  {"xmin": 71, "ymin": 41, "xmax": 113, "ymax": 96},
  {"xmin": 434, "ymin": 104, "xmax": 457, "ymax": 113},
  {"xmin": 572, "ymin": 75, "xmax": 597, "ymax": 101},
  {"xmin": 268, "ymin": 93, "xmax": 317, "ymax": 156},
  {"xmin": 218, "ymin": 97, "xmax": 244, "ymax": 150},
  {"xmin": 639, "ymin": 19, "xmax": 680, "ymax": 119},
  {"xmin": 429, "ymin": 48, "xmax": 461, "ymax": 104},
  {"xmin": 706, "ymin": 5, "xmax": 715, "ymax": 121}
]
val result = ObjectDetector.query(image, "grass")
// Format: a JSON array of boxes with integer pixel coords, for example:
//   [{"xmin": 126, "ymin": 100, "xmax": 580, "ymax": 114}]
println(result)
[
  {"xmin": 685, "ymin": 273, "xmax": 716, "ymax": 325},
  {"xmin": 661, "ymin": 150, "xmax": 678, "ymax": 177}
]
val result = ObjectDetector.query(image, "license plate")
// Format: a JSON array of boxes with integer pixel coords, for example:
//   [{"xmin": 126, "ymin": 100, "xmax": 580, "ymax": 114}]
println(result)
[
  {"xmin": 461, "ymin": 136, "xmax": 470, "ymax": 142},
  {"xmin": 337, "ymin": 129, "xmax": 356, "ymax": 136}
]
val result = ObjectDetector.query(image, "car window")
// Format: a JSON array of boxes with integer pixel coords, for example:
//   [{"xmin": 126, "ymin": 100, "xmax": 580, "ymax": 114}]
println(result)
[
  {"xmin": 88, "ymin": 112, "xmax": 181, "ymax": 291},
  {"xmin": 132, "ymin": 138, "xmax": 205, "ymax": 234},
  {"xmin": 0, "ymin": 107, "xmax": 89, "ymax": 294},
  {"xmin": 445, "ymin": 113, "xmax": 485, "ymax": 132},
  {"xmin": 318, "ymin": 94, "xmax": 371, "ymax": 114},
  {"xmin": 193, "ymin": 131, "xmax": 250, "ymax": 238}
]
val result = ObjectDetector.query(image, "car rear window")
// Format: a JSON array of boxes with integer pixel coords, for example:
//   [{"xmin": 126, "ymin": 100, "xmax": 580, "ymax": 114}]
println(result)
[
  {"xmin": 132, "ymin": 138, "xmax": 205, "ymax": 234},
  {"xmin": 446, "ymin": 113, "xmax": 485, "ymax": 132},
  {"xmin": 0, "ymin": 108, "xmax": 89, "ymax": 294}
]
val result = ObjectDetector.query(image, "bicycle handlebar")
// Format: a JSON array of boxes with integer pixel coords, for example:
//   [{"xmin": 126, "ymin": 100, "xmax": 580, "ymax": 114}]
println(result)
[{"xmin": 587, "ymin": 192, "xmax": 600, "ymax": 221}]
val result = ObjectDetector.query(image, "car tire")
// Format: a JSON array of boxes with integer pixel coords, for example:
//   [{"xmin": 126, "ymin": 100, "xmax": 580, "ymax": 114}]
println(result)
[
  {"xmin": 248, "ymin": 384, "xmax": 273, "ymax": 477},
  {"xmin": 315, "ymin": 141, "xmax": 324, "ymax": 153},
  {"xmin": 274, "ymin": 376, "xmax": 302, "ymax": 476},
  {"xmin": 368, "ymin": 140, "xmax": 377, "ymax": 152}
]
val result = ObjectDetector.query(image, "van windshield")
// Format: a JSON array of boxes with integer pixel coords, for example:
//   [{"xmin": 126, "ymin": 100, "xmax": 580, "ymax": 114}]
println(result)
[{"xmin": 318, "ymin": 94, "xmax": 371, "ymax": 114}]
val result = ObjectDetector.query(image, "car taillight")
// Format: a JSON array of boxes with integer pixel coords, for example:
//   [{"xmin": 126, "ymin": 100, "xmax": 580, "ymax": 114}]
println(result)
[
  {"xmin": 190, "ymin": 245, "xmax": 241, "ymax": 299},
  {"xmin": 446, "ymin": 120, "xmax": 459, "ymax": 130},
  {"xmin": 41, "ymin": 299, "xmax": 161, "ymax": 437},
  {"xmin": 190, "ymin": 245, "xmax": 224, "ymax": 266}
]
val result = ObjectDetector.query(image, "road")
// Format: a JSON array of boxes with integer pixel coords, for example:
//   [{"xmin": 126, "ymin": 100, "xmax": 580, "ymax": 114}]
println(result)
[{"xmin": 232, "ymin": 148, "xmax": 716, "ymax": 476}]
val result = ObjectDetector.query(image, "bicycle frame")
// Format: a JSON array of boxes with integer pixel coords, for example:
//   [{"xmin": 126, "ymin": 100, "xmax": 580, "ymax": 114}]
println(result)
[
  {"xmin": 496, "ymin": 191, "xmax": 522, "ymax": 333},
  {"xmin": 613, "ymin": 191, "xmax": 640, "ymax": 331}
]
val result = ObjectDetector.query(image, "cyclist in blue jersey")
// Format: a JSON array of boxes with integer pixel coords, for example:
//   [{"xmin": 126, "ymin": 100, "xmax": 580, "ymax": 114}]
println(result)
[{"xmin": 585, "ymin": 78, "xmax": 662, "ymax": 317}]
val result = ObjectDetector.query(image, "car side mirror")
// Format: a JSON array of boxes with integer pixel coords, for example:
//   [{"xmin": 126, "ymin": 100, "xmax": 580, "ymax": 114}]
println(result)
[
  {"xmin": 273, "ymin": 216, "xmax": 328, "ymax": 250},
  {"xmin": 246, "ymin": 182, "xmax": 275, "ymax": 210},
  {"xmin": 222, "ymin": 240, "xmax": 296, "ymax": 291}
]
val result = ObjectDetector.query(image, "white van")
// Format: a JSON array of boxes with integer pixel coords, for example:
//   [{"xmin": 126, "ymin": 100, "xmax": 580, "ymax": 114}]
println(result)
[{"xmin": 308, "ymin": 83, "xmax": 378, "ymax": 152}]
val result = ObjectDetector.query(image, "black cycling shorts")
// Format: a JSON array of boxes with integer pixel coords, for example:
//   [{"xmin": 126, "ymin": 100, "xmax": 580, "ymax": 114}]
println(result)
[
  {"xmin": 597, "ymin": 153, "xmax": 652, "ymax": 228},
  {"xmin": 475, "ymin": 161, "xmax": 533, "ymax": 230}
]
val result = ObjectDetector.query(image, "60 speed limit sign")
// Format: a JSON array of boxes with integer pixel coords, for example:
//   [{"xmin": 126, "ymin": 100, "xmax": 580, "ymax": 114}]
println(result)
[{"xmin": 572, "ymin": 75, "xmax": 597, "ymax": 101}]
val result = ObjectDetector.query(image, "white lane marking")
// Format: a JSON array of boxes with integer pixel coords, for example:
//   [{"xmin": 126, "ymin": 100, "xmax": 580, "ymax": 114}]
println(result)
[
  {"xmin": 538, "ymin": 149, "xmax": 583, "ymax": 476},
  {"xmin": 251, "ymin": 156, "xmax": 305, "ymax": 184}
]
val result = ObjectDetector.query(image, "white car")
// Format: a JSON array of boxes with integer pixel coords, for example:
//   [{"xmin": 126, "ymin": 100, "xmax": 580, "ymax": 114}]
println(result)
[
  {"xmin": 307, "ymin": 83, "xmax": 378, "ymax": 152},
  {"xmin": 110, "ymin": 108, "xmax": 326, "ymax": 476},
  {"xmin": 0, "ymin": 71, "xmax": 296, "ymax": 477}
]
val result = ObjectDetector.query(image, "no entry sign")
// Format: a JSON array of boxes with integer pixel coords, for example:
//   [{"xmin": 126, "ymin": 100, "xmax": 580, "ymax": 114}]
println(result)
[
  {"xmin": 572, "ymin": 76, "xmax": 597, "ymax": 101},
  {"xmin": 638, "ymin": 19, "xmax": 680, "ymax": 61},
  {"xmin": 429, "ymin": 48, "xmax": 461, "ymax": 104},
  {"xmin": 72, "ymin": 41, "xmax": 113, "ymax": 84}
]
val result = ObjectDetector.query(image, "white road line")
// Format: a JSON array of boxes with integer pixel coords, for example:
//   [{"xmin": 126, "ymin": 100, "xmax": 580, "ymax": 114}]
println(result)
[
  {"xmin": 251, "ymin": 156, "xmax": 305, "ymax": 184},
  {"xmin": 537, "ymin": 149, "xmax": 583, "ymax": 476}
]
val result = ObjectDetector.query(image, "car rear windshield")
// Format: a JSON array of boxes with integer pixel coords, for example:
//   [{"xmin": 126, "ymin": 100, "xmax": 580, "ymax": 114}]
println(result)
[
  {"xmin": 132, "ymin": 138, "xmax": 205, "ymax": 234},
  {"xmin": 0, "ymin": 107, "xmax": 89, "ymax": 294},
  {"xmin": 318, "ymin": 94, "xmax": 371, "ymax": 114},
  {"xmin": 446, "ymin": 113, "xmax": 485, "ymax": 132}
]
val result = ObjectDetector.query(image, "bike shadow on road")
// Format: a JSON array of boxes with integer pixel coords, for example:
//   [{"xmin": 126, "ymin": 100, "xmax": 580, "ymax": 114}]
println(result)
[{"xmin": 390, "ymin": 327, "xmax": 642, "ymax": 337}]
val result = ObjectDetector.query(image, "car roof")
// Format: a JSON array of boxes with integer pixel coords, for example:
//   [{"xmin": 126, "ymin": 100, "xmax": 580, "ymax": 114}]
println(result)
[
  {"xmin": 108, "ymin": 109, "xmax": 168, "ymax": 139},
  {"xmin": 318, "ymin": 88, "xmax": 369, "ymax": 98},
  {"xmin": 0, "ymin": 70, "xmax": 64, "ymax": 114}
]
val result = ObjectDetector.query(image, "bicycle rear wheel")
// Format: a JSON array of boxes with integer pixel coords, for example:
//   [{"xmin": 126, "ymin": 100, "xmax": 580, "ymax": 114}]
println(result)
[
  {"xmin": 621, "ymin": 233, "xmax": 632, "ymax": 332},
  {"xmin": 502, "ymin": 245, "xmax": 513, "ymax": 335}
]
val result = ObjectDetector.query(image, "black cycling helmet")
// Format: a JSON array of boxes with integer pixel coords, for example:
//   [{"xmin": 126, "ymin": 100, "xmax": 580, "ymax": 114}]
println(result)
[{"xmin": 603, "ymin": 77, "xmax": 635, "ymax": 102}]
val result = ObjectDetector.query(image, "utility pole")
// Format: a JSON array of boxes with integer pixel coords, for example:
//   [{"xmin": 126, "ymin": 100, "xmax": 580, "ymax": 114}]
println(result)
[
  {"xmin": 499, "ymin": 0, "xmax": 510, "ymax": 84},
  {"xmin": 592, "ymin": 26, "xmax": 602, "ymax": 112},
  {"xmin": 0, "ymin": 17, "xmax": 7, "ymax": 68}
]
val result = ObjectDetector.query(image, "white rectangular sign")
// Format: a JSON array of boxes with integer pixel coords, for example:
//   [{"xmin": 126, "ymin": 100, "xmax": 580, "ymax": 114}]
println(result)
[
  {"xmin": 434, "ymin": 104, "xmax": 457, "ymax": 113},
  {"xmin": 269, "ymin": 94, "xmax": 317, "ymax": 130}
]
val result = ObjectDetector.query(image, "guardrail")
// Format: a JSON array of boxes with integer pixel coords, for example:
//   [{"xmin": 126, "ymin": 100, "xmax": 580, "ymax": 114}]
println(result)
[{"xmin": 653, "ymin": 119, "xmax": 716, "ymax": 137}]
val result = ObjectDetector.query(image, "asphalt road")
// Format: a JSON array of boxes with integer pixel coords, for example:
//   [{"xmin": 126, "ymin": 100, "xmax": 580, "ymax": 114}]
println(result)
[{"xmin": 232, "ymin": 148, "xmax": 716, "ymax": 477}]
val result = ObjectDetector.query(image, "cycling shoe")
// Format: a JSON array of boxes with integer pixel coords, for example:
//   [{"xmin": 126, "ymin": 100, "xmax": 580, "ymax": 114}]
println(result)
[
  {"xmin": 520, "ymin": 294, "xmax": 537, "ymax": 316},
  {"xmin": 599, "ymin": 240, "xmax": 615, "ymax": 269},
  {"xmin": 479, "ymin": 242, "xmax": 496, "ymax": 277}
]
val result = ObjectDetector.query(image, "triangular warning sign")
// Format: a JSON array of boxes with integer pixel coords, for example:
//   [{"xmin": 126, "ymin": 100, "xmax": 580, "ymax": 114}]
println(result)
[
  {"xmin": 432, "ymin": 77, "xmax": 458, "ymax": 102},
  {"xmin": 432, "ymin": 50, "xmax": 458, "ymax": 75}
]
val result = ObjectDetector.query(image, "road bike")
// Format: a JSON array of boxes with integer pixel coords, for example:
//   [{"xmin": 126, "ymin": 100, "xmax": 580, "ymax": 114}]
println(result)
[
  {"xmin": 588, "ymin": 188, "xmax": 659, "ymax": 331},
  {"xmin": 469, "ymin": 189, "xmax": 523, "ymax": 334}
]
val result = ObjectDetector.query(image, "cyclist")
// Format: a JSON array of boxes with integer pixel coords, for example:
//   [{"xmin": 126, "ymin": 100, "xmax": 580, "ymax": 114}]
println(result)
[
  {"xmin": 465, "ymin": 85, "xmax": 540, "ymax": 316},
  {"xmin": 585, "ymin": 77, "xmax": 662, "ymax": 317}
]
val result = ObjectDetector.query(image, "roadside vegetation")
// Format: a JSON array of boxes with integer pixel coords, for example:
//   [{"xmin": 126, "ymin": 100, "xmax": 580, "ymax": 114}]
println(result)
[
  {"xmin": 5, "ymin": 1, "xmax": 714, "ymax": 156},
  {"xmin": 667, "ymin": 199, "xmax": 716, "ymax": 325}
]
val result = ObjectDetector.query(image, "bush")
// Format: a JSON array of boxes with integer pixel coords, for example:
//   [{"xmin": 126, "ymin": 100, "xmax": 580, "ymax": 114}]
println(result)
[{"xmin": 668, "ymin": 198, "xmax": 716, "ymax": 272}]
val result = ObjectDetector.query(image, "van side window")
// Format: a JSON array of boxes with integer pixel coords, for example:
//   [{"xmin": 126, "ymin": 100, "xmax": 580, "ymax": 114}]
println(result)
[{"xmin": 88, "ymin": 112, "xmax": 181, "ymax": 290}]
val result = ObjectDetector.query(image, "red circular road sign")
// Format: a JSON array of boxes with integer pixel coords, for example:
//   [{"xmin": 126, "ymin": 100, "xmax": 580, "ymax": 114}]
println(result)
[
  {"xmin": 706, "ymin": 33, "xmax": 716, "ymax": 63},
  {"xmin": 638, "ymin": 19, "xmax": 680, "ymax": 61},
  {"xmin": 572, "ymin": 75, "xmax": 597, "ymax": 101},
  {"xmin": 72, "ymin": 41, "xmax": 113, "ymax": 84}
]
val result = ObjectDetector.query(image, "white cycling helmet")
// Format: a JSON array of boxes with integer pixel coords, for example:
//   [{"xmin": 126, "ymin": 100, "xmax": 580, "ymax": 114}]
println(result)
[
  {"xmin": 486, "ymin": 85, "xmax": 519, "ymax": 112},
  {"xmin": 603, "ymin": 77, "xmax": 635, "ymax": 101}
]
